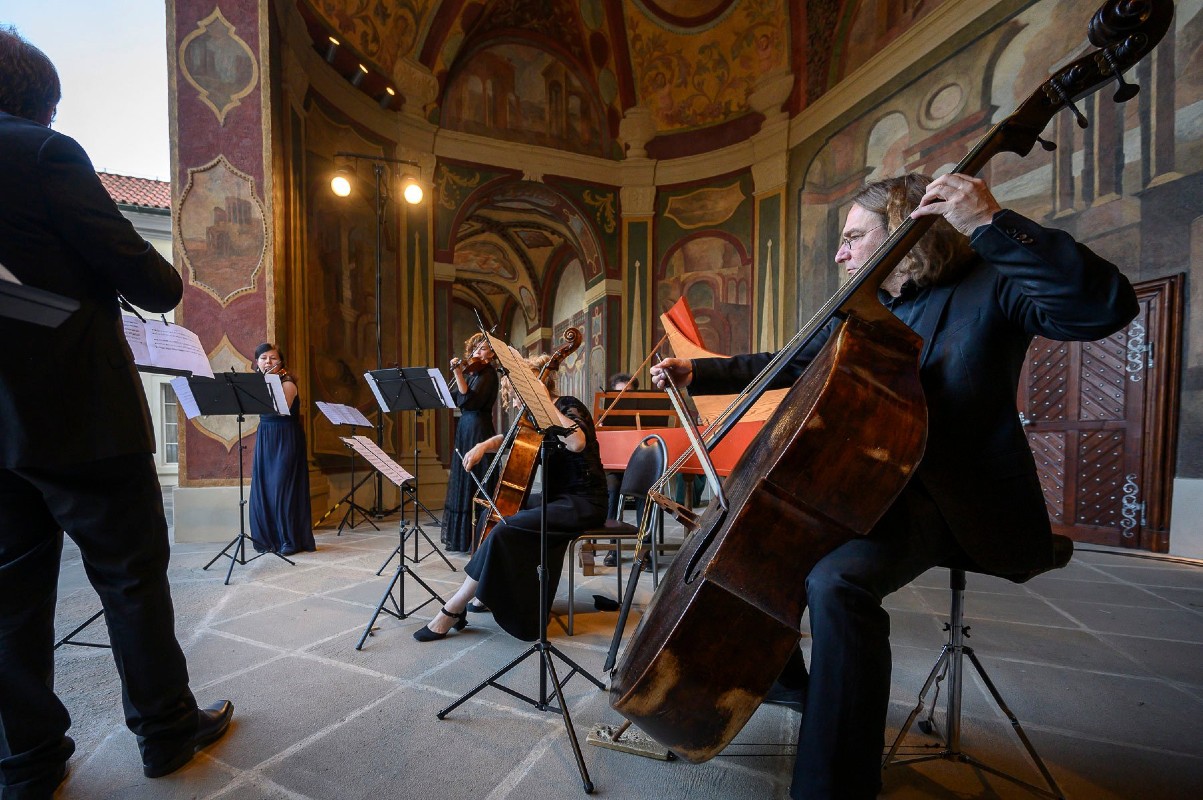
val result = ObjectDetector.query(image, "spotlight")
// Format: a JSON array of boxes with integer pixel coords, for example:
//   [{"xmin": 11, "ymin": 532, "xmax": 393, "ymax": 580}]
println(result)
[
  {"xmin": 402, "ymin": 179, "xmax": 423, "ymax": 205},
  {"xmin": 350, "ymin": 63, "xmax": 368, "ymax": 88},
  {"xmin": 325, "ymin": 36, "xmax": 339, "ymax": 63},
  {"xmin": 379, "ymin": 86, "xmax": 396, "ymax": 110},
  {"xmin": 330, "ymin": 167, "xmax": 353, "ymax": 197}
]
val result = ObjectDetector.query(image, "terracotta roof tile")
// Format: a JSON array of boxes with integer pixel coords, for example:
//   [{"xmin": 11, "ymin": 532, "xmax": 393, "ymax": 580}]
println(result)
[{"xmin": 97, "ymin": 171, "xmax": 171, "ymax": 211}]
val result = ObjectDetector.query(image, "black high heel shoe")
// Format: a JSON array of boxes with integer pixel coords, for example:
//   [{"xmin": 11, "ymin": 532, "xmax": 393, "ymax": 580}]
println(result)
[{"xmin": 413, "ymin": 607, "xmax": 468, "ymax": 642}]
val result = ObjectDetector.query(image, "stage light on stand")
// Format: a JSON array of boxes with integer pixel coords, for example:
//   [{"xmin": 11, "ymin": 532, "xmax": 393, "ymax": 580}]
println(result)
[
  {"xmin": 350, "ymin": 63, "xmax": 368, "ymax": 88},
  {"xmin": 325, "ymin": 36, "xmax": 339, "ymax": 63},
  {"xmin": 402, "ymin": 178, "xmax": 423, "ymax": 205},
  {"xmin": 379, "ymin": 86, "xmax": 396, "ymax": 110},
  {"xmin": 330, "ymin": 167, "xmax": 353, "ymax": 197}
]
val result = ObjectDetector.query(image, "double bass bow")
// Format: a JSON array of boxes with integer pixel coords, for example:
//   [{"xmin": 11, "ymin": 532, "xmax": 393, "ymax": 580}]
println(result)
[
  {"xmin": 471, "ymin": 327, "xmax": 583, "ymax": 550},
  {"xmin": 609, "ymin": 0, "xmax": 1173, "ymax": 763}
]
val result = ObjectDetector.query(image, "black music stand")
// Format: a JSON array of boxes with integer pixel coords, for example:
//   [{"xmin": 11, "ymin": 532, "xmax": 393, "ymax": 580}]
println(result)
[
  {"xmin": 190, "ymin": 372, "xmax": 296, "ymax": 584},
  {"xmin": 366, "ymin": 367, "xmax": 454, "ymax": 573},
  {"xmin": 54, "ymin": 609, "xmax": 109, "ymax": 650},
  {"xmin": 0, "ymin": 279, "xmax": 79, "ymax": 327},
  {"xmin": 348, "ymin": 435, "xmax": 445, "ymax": 649},
  {"xmin": 436, "ymin": 334, "xmax": 604, "ymax": 794},
  {"xmin": 314, "ymin": 401, "xmax": 379, "ymax": 534}
]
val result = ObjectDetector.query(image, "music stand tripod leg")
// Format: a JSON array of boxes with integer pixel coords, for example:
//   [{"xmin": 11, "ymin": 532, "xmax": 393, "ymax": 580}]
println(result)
[
  {"xmin": 53, "ymin": 609, "xmax": 110, "ymax": 650},
  {"xmin": 356, "ymin": 527, "xmax": 444, "ymax": 650},
  {"xmin": 436, "ymin": 429, "xmax": 602, "ymax": 795},
  {"xmin": 401, "ymin": 484, "xmax": 455, "ymax": 571}
]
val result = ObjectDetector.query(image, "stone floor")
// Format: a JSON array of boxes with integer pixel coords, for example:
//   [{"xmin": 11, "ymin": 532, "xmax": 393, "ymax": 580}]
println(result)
[{"xmin": 47, "ymin": 507, "xmax": 1203, "ymax": 799}]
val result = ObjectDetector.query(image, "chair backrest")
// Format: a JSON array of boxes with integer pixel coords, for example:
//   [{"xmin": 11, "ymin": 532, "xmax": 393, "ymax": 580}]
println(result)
[{"xmin": 617, "ymin": 434, "xmax": 666, "ymax": 500}]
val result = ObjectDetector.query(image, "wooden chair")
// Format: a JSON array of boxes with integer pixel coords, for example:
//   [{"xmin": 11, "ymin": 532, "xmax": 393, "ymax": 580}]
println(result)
[
  {"xmin": 881, "ymin": 534, "xmax": 1075, "ymax": 798},
  {"xmin": 566, "ymin": 434, "xmax": 666, "ymax": 635}
]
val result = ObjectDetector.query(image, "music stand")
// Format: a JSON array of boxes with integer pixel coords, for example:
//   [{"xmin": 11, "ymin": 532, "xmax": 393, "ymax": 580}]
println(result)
[
  {"xmin": 0, "ymin": 278, "xmax": 79, "ymax": 327},
  {"xmin": 314, "ymin": 401, "xmax": 379, "ymax": 534},
  {"xmin": 349, "ymin": 435, "xmax": 445, "ymax": 649},
  {"xmin": 365, "ymin": 367, "xmax": 455, "ymax": 573},
  {"xmin": 436, "ymin": 334, "xmax": 604, "ymax": 794},
  {"xmin": 180, "ymin": 372, "xmax": 297, "ymax": 584}
]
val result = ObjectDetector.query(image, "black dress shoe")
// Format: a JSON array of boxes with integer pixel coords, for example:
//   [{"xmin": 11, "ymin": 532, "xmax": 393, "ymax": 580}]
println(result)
[
  {"xmin": 143, "ymin": 700, "xmax": 234, "ymax": 778},
  {"xmin": 413, "ymin": 607, "xmax": 468, "ymax": 642},
  {"xmin": 603, "ymin": 550, "xmax": 618, "ymax": 567},
  {"xmin": 762, "ymin": 681, "xmax": 806, "ymax": 712},
  {"xmin": 466, "ymin": 601, "xmax": 490, "ymax": 613},
  {"xmin": 278, "ymin": 546, "xmax": 298, "ymax": 556}
]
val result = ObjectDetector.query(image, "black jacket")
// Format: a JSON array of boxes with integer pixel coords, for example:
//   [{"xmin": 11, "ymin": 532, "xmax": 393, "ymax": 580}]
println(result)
[
  {"xmin": 691, "ymin": 210, "xmax": 1138, "ymax": 577},
  {"xmin": 0, "ymin": 112, "xmax": 183, "ymax": 468}
]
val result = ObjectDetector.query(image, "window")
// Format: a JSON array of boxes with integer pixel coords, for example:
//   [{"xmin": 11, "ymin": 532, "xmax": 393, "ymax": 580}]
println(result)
[{"xmin": 161, "ymin": 384, "xmax": 178, "ymax": 464}]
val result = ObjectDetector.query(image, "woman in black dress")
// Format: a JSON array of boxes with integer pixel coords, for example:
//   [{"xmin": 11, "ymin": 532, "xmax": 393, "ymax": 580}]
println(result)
[
  {"xmin": 249, "ymin": 343, "xmax": 315, "ymax": 556},
  {"xmin": 439, "ymin": 333, "xmax": 500, "ymax": 552},
  {"xmin": 416, "ymin": 356, "xmax": 608, "ymax": 642}
]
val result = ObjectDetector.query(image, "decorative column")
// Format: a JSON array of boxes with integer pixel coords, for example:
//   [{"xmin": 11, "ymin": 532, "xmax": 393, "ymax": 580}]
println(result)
[{"xmin": 168, "ymin": 0, "xmax": 276, "ymax": 542}]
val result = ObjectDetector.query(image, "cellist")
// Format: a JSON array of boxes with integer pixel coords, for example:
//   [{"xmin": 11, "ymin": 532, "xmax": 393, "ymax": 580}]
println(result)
[
  {"xmin": 414, "ymin": 354, "xmax": 608, "ymax": 643},
  {"xmin": 652, "ymin": 172, "xmax": 1138, "ymax": 799}
]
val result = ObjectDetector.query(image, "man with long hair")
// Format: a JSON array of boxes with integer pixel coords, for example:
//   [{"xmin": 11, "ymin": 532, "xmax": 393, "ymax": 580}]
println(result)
[
  {"xmin": 652, "ymin": 172, "xmax": 1138, "ymax": 798},
  {"xmin": 0, "ymin": 27, "xmax": 231, "ymax": 797}
]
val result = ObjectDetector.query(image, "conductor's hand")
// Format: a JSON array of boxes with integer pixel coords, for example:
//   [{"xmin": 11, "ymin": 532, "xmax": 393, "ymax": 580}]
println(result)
[
  {"xmin": 463, "ymin": 442, "xmax": 486, "ymax": 470},
  {"xmin": 651, "ymin": 358, "xmax": 693, "ymax": 390},
  {"xmin": 910, "ymin": 173, "xmax": 1002, "ymax": 236}
]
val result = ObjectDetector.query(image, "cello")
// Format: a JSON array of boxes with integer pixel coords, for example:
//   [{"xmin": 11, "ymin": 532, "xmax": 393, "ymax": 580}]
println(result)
[
  {"xmin": 472, "ymin": 327, "xmax": 583, "ymax": 548},
  {"xmin": 609, "ymin": 0, "xmax": 1173, "ymax": 762}
]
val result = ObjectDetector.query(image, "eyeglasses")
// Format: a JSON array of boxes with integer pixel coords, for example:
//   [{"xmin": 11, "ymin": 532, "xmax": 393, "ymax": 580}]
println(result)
[{"xmin": 839, "ymin": 225, "xmax": 885, "ymax": 251}]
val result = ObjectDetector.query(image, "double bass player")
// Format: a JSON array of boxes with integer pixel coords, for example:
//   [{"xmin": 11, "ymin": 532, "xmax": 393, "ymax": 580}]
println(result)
[{"xmin": 652, "ymin": 172, "xmax": 1137, "ymax": 799}]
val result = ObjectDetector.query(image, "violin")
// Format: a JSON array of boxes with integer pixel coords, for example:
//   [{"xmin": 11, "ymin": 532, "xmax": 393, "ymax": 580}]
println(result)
[{"xmin": 451, "ymin": 355, "xmax": 492, "ymax": 376}]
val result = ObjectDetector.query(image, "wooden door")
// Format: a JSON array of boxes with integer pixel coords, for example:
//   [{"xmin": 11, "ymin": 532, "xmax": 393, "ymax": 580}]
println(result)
[{"xmin": 1018, "ymin": 275, "xmax": 1183, "ymax": 552}]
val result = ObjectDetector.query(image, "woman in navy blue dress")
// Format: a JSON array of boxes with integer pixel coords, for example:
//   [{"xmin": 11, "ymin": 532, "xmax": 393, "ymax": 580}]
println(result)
[
  {"xmin": 439, "ymin": 333, "xmax": 499, "ymax": 552},
  {"xmin": 249, "ymin": 343, "xmax": 315, "ymax": 556}
]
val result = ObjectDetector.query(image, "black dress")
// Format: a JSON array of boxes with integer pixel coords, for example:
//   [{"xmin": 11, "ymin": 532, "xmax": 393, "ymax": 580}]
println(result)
[
  {"xmin": 249, "ymin": 391, "xmax": 315, "ymax": 553},
  {"xmin": 464, "ymin": 396, "xmax": 608, "ymax": 641},
  {"xmin": 440, "ymin": 365, "xmax": 499, "ymax": 552}
]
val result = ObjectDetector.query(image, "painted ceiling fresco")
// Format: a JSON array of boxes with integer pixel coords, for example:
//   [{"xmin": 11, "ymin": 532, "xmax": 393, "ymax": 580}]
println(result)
[{"xmin": 299, "ymin": 1, "xmax": 943, "ymax": 152}]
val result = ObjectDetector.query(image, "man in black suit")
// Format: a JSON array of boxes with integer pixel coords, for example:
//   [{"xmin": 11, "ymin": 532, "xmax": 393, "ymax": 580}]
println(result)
[
  {"xmin": 0, "ymin": 27, "xmax": 232, "ymax": 798},
  {"xmin": 652, "ymin": 172, "xmax": 1138, "ymax": 799}
]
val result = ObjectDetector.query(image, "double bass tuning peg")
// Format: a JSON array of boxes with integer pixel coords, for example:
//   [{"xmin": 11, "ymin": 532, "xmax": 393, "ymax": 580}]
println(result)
[{"xmin": 1101, "ymin": 48, "xmax": 1140, "ymax": 102}]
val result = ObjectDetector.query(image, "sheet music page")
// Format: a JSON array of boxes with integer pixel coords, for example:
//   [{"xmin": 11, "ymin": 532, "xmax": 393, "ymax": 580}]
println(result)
[
  {"xmin": 264, "ymin": 373, "xmax": 289, "ymax": 414},
  {"xmin": 427, "ymin": 368, "xmax": 456, "ymax": 408},
  {"xmin": 0, "ymin": 261, "xmax": 18, "ymax": 283},
  {"xmin": 364, "ymin": 372, "xmax": 390, "ymax": 413},
  {"xmin": 144, "ymin": 320, "xmax": 214, "ymax": 378},
  {"xmin": 485, "ymin": 332, "xmax": 560, "ymax": 431},
  {"xmin": 170, "ymin": 375, "xmax": 202, "ymax": 419},
  {"xmin": 342, "ymin": 435, "xmax": 414, "ymax": 486},
  {"xmin": 122, "ymin": 315, "xmax": 152, "ymax": 364},
  {"xmin": 317, "ymin": 401, "xmax": 371, "ymax": 427}
]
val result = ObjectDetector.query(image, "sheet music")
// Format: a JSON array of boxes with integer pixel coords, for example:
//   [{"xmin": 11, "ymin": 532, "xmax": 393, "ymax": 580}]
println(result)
[
  {"xmin": 427, "ymin": 368, "xmax": 456, "ymax": 408},
  {"xmin": 484, "ymin": 332, "xmax": 561, "ymax": 431},
  {"xmin": 0, "ymin": 261, "xmax": 18, "ymax": 283},
  {"xmin": 364, "ymin": 371, "xmax": 390, "ymax": 413},
  {"xmin": 341, "ymin": 435, "xmax": 414, "ymax": 487},
  {"xmin": 264, "ymin": 373, "xmax": 289, "ymax": 414},
  {"xmin": 170, "ymin": 375, "xmax": 202, "ymax": 419},
  {"xmin": 121, "ymin": 316, "xmax": 214, "ymax": 378},
  {"xmin": 316, "ymin": 400, "xmax": 372, "ymax": 427}
]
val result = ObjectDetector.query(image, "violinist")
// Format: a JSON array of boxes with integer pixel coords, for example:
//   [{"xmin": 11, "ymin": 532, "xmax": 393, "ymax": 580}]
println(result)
[
  {"xmin": 249, "ymin": 342, "xmax": 315, "ymax": 556},
  {"xmin": 652, "ymin": 172, "xmax": 1137, "ymax": 799},
  {"xmin": 440, "ymin": 332, "xmax": 500, "ymax": 553},
  {"xmin": 415, "ymin": 355, "xmax": 608, "ymax": 643}
]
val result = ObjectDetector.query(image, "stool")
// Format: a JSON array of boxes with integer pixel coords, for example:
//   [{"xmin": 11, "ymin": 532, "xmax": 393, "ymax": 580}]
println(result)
[{"xmin": 882, "ymin": 535, "xmax": 1074, "ymax": 799}]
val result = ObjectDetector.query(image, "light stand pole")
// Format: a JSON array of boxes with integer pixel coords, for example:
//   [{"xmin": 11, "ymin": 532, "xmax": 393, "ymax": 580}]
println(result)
[{"xmin": 332, "ymin": 151, "xmax": 423, "ymax": 517}]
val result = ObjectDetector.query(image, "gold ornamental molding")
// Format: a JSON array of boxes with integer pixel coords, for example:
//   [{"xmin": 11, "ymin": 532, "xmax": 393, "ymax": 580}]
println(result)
[{"xmin": 179, "ymin": 7, "xmax": 260, "ymax": 126}]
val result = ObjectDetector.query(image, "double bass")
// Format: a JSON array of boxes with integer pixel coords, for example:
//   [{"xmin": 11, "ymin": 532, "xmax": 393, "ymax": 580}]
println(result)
[
  {"xmin": 609, "ymin": 0, "xmax": 1173, "ymax": 762},
  {"xmin": 473, "ymin": 327, "xmax": 583, "ymax": 548}
]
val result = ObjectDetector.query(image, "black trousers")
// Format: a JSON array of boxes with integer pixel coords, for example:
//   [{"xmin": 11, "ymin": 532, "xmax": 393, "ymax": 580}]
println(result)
[{"xmin": 0, "ymin": 453, "xmax": 196, "ymax": 798}]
